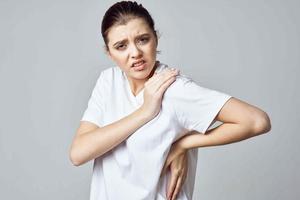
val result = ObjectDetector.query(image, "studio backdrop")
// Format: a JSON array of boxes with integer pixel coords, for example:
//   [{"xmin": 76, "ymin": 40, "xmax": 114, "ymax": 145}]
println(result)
[{"xmin": 0, "ymin": 0, "xmax": 299, "ymax": 199}]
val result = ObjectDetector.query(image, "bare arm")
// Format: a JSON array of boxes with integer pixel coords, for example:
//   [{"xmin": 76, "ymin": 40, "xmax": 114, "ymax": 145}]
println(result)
[
  {"xmin": 69, "ymin": 108, "xmax": 150, "ymax": 166},
  {"xmin": 176, "ymin": 97, "xmax": 272, "ymax": 149},
  {"xmin": 69, "ymin": 68, "xmax": 179, "ymax": 166}
]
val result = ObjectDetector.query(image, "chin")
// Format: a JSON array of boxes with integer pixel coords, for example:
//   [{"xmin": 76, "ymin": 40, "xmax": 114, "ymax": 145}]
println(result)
[
  {"xmin": 129, "ymin": 68, "xmax": 151, "ymax": 80},
  {"xmin": 130, "ymin": 71, "xmax": 149, "ymax": 80}
]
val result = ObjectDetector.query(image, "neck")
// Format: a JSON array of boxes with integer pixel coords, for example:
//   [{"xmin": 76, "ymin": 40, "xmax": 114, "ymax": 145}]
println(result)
[
  {"xmin": 127, "ymin": 78, "xmax": 146, "ymax": 96},
  {"xmin": 126, "ymin": 61, "xmax": 158, "ymax": 96}
]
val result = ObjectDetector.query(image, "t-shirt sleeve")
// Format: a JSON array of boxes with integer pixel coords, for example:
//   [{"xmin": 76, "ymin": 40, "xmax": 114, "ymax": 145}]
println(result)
[
  {"xmin": 80, "ymin": 72, "xmax": 105, "ymax": 127},
  {"xmin": 172, "ymin": 75, "xmax": 232, "ymax": 134}
]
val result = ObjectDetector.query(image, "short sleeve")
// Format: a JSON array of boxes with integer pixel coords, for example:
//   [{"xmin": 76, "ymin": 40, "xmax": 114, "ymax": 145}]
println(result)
[
  {"xmin": 80, "ymin": 72, "xmax": 106, "ymax": 127},
  {"xmin": 172, "ymin": 75, "xmax": 232, "ymax": 134}
]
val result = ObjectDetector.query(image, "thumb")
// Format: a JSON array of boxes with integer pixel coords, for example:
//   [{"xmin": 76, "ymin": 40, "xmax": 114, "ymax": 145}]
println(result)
[{"xmin": 160, "ymin": 161, "xmax": 170, "ymax": 178}]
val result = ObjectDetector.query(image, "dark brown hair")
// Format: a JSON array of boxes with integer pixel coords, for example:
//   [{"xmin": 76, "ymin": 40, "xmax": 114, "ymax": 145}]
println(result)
[{"xmin": 101, "ymin": 1, "xmax": 158, "ymax": 51}]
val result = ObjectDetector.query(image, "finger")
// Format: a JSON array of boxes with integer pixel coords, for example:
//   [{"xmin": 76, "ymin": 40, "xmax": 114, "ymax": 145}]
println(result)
[
  {"xmin": 167, "ymin": 173, "xmax": 179, "ymax": 200},
  {"xmin": 171, "ymin": 164, "xmax": 188, "ymax": 200},
  {"xmin": 151, "ymin": 68, "xmax": 178, "ymax": 87},
  {"xmin": 183, "ymin": 165, "xmax": 188, "ymax": 182},
  {"xmin": 183, "ymin": 157, "xmax": 188, "ymax": 181},
  {"xmin": 156, "ymin": 75, "xmax": 177, "ymax": 96},
  {"xmin": 161, "ymin": 157, "xmax": 171, "ymax": 178},
  {"xmin": 171, "ymin": 175, "xmax": 183, "ymax": 200},
  {"xmin": 148, "ymin": 68, "xmax": 174, "ymax": 83},
  {"xmin": 161, "ymin": 158, "xmax": 171, "ymax": 177},
  {"xmin": 160, "ymin": 163, "xmax": 167, "ymax": 178}
]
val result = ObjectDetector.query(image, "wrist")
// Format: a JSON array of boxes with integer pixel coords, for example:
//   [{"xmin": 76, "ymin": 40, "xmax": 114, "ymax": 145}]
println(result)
[
  {"xmin": 174, "ymin": 137, "xmax": 189, "ymax": 154},
  {"xmin": 177, "ymin": 131, "xmax": 203, "ymax": 150},
  {"xmin": 136, "ymin": 107, "xmax": 153, "ymax": 123}
]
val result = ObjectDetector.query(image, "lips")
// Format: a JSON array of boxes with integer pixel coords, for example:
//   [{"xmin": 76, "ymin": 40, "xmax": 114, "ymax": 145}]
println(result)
[{"xmin": 131, "ymin": 60, "xmax": 145, "ymax": 67}]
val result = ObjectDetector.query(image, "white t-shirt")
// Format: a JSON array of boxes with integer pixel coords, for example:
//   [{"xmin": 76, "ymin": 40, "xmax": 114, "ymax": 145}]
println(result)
[{"xmin": 81, "ymin": 62, "xmax": 232, "ymax": 200}]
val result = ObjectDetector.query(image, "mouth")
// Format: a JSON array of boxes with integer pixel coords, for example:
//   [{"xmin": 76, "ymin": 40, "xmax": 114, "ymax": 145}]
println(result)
[
  {"xmin": 131, "ymin": 60, "xmax": 146, "ymax": 71},
  {"xmin": 131, "ymin": 60, "xmax": 146, "ymax": 67}
]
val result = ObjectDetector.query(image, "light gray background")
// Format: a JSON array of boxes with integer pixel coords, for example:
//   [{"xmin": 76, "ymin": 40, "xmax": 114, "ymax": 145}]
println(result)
[{"xmin": 0, "ymin": 0, "xmax": 299, "ymax": 199}]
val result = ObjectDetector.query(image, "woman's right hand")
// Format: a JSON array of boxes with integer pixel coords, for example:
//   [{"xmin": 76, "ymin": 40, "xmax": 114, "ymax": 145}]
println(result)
[{"xmin": 140, "ymin": 68, "xmax": 179, "ymax": 119}]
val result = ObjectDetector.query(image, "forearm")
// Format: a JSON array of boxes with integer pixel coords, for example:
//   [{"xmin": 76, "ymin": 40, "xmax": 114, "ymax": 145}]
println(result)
[
  {"xmin": 179, "ymin": 123, "xmax": 258, "ymax": 150},
  {"xmin": 71, "ymin": 107, "xmax": 151, "ymax": 166}
]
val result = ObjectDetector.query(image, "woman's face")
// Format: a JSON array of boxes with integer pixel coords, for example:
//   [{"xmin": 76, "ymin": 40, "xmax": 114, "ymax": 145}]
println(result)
[{"xmin": 106, "ymin": 17, "xmax": 158, "ymax": 82}]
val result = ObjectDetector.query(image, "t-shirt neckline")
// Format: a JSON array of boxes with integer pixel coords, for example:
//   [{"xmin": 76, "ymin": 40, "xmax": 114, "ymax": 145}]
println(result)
[
  {"xmin": 123, "ymin": 72, "xmax": 144, "ymax": 101},
  {"xmin": 122, "ymin": 61, "xmax": 166, "ymax": 103}
]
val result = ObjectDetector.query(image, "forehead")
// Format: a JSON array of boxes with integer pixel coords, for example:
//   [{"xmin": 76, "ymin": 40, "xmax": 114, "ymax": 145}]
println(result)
[{"xmin": 107, "ymin": 18, "xmax": 152, "ymax": 44}]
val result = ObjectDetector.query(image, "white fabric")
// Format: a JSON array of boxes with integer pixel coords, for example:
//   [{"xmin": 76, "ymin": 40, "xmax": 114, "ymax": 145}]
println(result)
[{"xmin": 81, "ymin": 62, "xmax": 232, "ymax": 200}]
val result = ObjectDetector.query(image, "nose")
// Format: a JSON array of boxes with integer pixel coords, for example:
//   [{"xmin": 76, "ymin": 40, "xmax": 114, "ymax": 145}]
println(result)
[{"xmin": 129, "ymin": 44, "xmax": 142, "ymax": 58}]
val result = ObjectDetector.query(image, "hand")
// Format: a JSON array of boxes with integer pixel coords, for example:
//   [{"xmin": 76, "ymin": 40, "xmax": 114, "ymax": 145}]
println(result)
[
  {"xmin": 140, "ymin": 67, "xmax": 179, "ymax": 120},
  {"xmin": 161, "ymin": 141, "xmax": 188, "ymax": 200}
]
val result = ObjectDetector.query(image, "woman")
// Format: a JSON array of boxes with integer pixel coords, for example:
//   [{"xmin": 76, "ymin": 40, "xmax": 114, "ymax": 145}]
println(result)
[{"xmin": 69, "ymin": 1, "xmax": 271, "ymax": 200}]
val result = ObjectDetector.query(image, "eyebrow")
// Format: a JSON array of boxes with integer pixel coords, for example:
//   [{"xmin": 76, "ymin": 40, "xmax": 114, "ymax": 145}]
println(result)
[{"xmin": 112, "ymin": 33, "xmax": 151, "ymax": 47}]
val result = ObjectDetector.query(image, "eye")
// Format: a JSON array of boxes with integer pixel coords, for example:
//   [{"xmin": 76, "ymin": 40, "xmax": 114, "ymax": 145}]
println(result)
[
  {"xmin": 116, "ymin": 44, "xmax": 127, "ymax": 50},
  {"xmin": 138, "ymin": 37, "xmax": 149, "ymax": 44}
]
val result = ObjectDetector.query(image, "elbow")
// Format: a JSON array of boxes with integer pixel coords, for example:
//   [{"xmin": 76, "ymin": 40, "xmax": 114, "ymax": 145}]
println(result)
[
  {"xmin": 69, "ymin": 147, "xmax": 84, "ymax": 167},
  {"xmin": 252, "ymin": 111, "xmax": 272, "ymax": 135}
]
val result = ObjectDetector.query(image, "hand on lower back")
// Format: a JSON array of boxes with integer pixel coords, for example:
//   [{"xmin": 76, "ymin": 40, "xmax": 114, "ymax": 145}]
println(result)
[{"xmin": 162, "ymin": 142, "xmax": 188, "ymax": 200}]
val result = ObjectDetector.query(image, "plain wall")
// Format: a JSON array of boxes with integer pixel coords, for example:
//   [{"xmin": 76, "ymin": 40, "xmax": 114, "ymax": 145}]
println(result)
[{"xmin": 0, "ymin": 0, "xmax": 299, "ymax": 199}]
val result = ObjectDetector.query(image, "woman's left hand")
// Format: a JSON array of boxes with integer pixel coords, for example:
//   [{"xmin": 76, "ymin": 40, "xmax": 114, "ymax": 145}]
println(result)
[{"xmin": 161, "ymin": 141, "xmax": 188, "ymax": 200}]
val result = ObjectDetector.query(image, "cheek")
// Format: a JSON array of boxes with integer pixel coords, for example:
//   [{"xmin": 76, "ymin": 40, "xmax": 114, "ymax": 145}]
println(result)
[
  {"xmin": 146, "ymin": 42, "xmax": 157, "ymax": 55},
  {"xmin": 111, "ymin": 52, "xmax": 127, "ymax": 63}
]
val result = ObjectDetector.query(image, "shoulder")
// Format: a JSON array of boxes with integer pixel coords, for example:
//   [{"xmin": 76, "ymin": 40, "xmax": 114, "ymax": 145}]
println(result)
[
  {"xmin": 164, "ymin": 72, "xmax": 196, "ymax": 96},
  {"xmin": 164, "ymin": 70, "xmax": 229, "ymax": 100},
  {"xmin": 99, "ymin": 66, "xmax": 121, "ymax": 79},
  {"xmin": 90, "ymin": 67, "xmax": 122, "ymax": 94},
  {"xmin": 95, "ymin": 66, "xmax": 123, "ymax": 85},
  {"xmin": 157, "ymin": 62, "xmax": 193, "ymax": 88}
]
